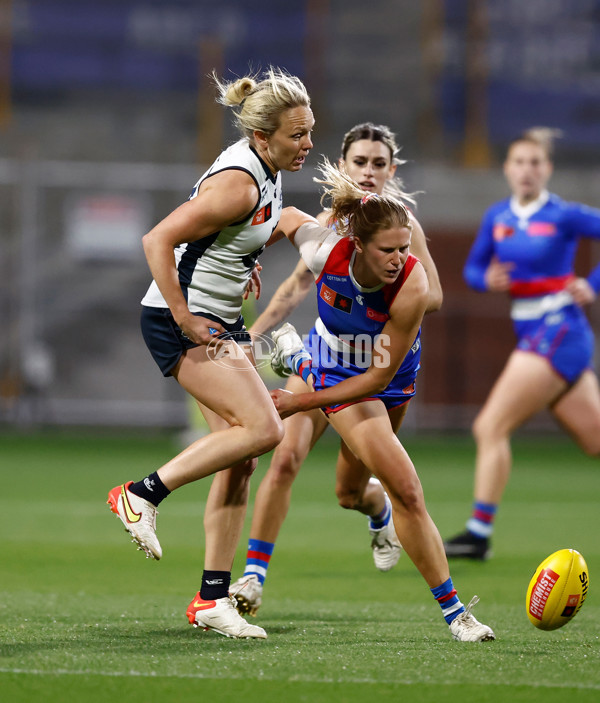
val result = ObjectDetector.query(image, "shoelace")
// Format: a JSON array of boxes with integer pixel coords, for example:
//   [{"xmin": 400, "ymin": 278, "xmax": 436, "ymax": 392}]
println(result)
[
  {"xmin": 454, "ymin": 596, "xmax": 483, "ymax": 631},
  {"xmin": 225, "ymin": 594, "xmax": 242, "ymax": 611},
  {"xmin": 230, "ymin": 578, "xmax": 249, "ymax": 597},
  {"xmin": 463, "ymin": 595, "xmax": 480, "ymax": 617},
  {"xmin": 142, "ymin": 505, "xmax": 158, "ymax": 531},
  {"xmin": 372, "ymin": 538, "xmax": 395, "ymax": 550}
]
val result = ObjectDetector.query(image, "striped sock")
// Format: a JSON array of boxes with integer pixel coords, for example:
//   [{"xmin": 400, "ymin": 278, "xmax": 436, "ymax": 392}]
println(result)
[
  {"xmin": 244, "ymin": 538, "xmax": 275, "ymax": 585},
  {"xmin": 369, "ymin": 491, "xmax": 392, "ymax": 530},
  {"xmin": 431, "ymin": 577, "xmax": 465, "ymax": 625},
  {"xmin": 286, "ymin": 351, "xmax": 313, "ymax": 384},
  {"xmin": 466, "ymin": 501, "xmax": 497, "ymax": 538}
]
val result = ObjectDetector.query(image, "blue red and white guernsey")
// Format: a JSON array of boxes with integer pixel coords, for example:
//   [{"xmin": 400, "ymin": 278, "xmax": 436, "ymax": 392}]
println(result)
[
  {"xmin": 142, "ymin": 139, "xmax": 282, "ymax": 324},
  {"xmin": 464, "ymin": 190, "xmax": 600, "ymax": 383},
  {"xmin": 300, "ymin": 232, "xmax": 422, "ymax": 413}
]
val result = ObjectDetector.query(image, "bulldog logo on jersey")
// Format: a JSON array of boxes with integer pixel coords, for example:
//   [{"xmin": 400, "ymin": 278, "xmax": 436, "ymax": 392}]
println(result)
[
  {"xmin": 493, "ymin": 223, "xmax": 515, "ymax": 241},
  {"xmin": 252, "ymin": 202, "xmax": 272, "ymax": 226}
]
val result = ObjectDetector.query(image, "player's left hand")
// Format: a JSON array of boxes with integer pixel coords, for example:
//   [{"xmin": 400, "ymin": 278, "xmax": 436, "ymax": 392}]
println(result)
[
  {"xmin": 566, "ymin": 277, "xmax": 596, "ymax": 306},
  {"xmin": 270, "ymin": 388, "xmax": 300, "ymax": 419},
  {"xmin": 243, "ymin": 262, "xmax": 263, "ymax": 300}
]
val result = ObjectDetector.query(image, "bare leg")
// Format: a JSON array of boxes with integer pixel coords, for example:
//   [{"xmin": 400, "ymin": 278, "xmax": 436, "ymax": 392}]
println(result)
[
  {"xmin": 197, "ymin": 403, "xmax": 257, "ymax": 571},
  {"xmin": 472, "ymin": 351, "xmax": 567, "ymax": 504},
  {"xmin": 335, "ymin": 403, "xmax": 410, "ymax": 515},
  {"xmin": 328, "ymin": 401, "xmax": 448, "ymax": 588},
  {"xmin": 157, "ymin": 342, "xmax": 283, "ymax": 489},
  {"xmin": 551, "ymin": 369, "xmax": 600, "ymax": 456},
  {"xmin": 194, "ymin": 343, "xmax": 285, "ymax": 572},
  {"xmin": 250, "ymin": 375, "xmax": 329, "ymax": 542}
]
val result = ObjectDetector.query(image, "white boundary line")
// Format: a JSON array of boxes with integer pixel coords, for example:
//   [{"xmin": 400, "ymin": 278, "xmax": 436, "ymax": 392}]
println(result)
[{"xmin": 0, "ymin": 668, "xmax": 599, "ymax": 689}]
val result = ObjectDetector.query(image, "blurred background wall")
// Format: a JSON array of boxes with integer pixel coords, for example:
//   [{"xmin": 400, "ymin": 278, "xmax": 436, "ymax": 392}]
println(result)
[{"xmin": 1, "ymin": 0, "xmax": 599, "ymax": 432}]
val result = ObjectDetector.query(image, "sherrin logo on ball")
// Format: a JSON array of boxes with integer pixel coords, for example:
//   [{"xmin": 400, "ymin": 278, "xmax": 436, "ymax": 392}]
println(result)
[{"xmin": 526, "ymin": 549, "xmax": 589, "ymax": 630}]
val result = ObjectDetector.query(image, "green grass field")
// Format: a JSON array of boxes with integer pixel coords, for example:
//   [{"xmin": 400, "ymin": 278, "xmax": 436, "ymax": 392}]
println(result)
[{"xmin": 1, "ymin": 430, "xmax": 598, "ymax": 703}]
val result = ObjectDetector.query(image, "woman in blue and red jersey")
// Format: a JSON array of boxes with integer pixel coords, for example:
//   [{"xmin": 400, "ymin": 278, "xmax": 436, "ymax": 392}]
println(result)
[
  {"xmin": 230, "ymin": 124, "xmax": 443, "ymax": 619},
  {"xmin": 444, "ymin": 128, "xmax": 600, "ymax": 561},
  {"xmin": 267, "ymin": 159, "xmax": 495, "ymax": 642}
]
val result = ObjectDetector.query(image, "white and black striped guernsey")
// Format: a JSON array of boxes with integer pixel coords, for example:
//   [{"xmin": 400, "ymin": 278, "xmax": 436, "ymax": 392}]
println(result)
[{"xmin": 141, "ymin": 139, "xmax": 282, "ymax": 323}]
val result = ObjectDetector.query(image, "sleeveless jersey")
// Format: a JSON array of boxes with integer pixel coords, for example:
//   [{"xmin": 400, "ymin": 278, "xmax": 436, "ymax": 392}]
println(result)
[
  {"xmin": 142, "ymin": 139, "xmax": 282, "ymax": 323},
  {"xmin": 313, "ymin": 236, "xmax": 421, "ymax": 377}
]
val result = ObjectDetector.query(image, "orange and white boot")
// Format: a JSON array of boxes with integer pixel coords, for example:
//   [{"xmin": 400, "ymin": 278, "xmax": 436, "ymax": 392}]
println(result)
[
  {"xmin": 107, "ymin": 481, "xmax": 162, "ymax": 560},
  {"xmin": 186, "ymin": 592, "xmax": 267, "ymax": 639}
]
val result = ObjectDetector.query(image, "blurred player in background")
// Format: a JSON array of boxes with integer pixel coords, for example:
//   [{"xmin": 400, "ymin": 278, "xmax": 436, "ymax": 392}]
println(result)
[
  {"xmin": 107, "ymin": 67, "xmax": 314, "ymax": 639},
  {"xmin": 266, "ymin": 160, "xmax": 494, "ymax": 641},
  {"xmin": 231, "ymin": 123, "xmax": 442, "ymax": 616},
  {"xmin": 444, "ymin": 127, "xmax": 600, "ymax": 560}
]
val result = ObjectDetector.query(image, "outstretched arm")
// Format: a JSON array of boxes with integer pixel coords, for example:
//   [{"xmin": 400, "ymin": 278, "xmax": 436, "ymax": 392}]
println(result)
[
  {"xmin": 251, "ymin": 208, "xmax": 334, "ymax": 336},
  {"xmin": 250, "ymin": 258, "xmax": 314, "ymax": 337}
]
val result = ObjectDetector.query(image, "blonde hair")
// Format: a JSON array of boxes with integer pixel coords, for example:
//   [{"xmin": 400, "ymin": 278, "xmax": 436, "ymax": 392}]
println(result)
[
  {"xmin": 314, "ymin": 158, "xmax": 412, "ymax": 243},
  {"xmin": 213, "ymin": 67, "xmax": 311, "ymax": 140},
  {"xmin": 509, "ymin": 126, "xmax": 563, "ymax": 159},
  {"xmin": 340, "ymin": 122, "xmax": 417, "ymax": 206}
]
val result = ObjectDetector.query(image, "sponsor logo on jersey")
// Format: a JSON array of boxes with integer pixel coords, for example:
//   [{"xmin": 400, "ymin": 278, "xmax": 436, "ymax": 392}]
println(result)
[
  {"xmin": 528, "ymin": 222, "xmax": 557, "ymax": 237},
  {"xmin": 493, "ymin": 223, "xmax": 515, "ymax": 241},
  {"xmin": 320, "ymin": 283, "xmax": 353, "ymax": 313},
  {"xmin": 366, "ymin": 307, "xmax": 388, "ymax": 323},
  {"xmin": 252, "ymin": 202, "xmax": 272, "ymax": 225}
]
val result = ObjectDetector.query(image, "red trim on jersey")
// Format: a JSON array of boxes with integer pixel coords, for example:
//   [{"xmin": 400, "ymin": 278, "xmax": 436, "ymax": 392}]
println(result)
[
  {"xmin": 316, "ymin": 237, "xmax": 419, "ymax": 304},
  {"xmin": 315, "ymin": 236, "xmax": 354, "ymax": 285},
  {"xmin": 510, "ymin": 274, "xmax": 574, "ymax": 298},
  {"xmin": 382, "ymin": 254, "xmax": 419, "ymax": 307}
]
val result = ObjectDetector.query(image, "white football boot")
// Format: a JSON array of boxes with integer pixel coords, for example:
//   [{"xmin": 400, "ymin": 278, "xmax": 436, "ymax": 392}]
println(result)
[
  {"xmin": 270, "ymin": 322, "xmax": 306, "ymax": 377},
  {"xmin": 186, "ymin": 593, "xmax": 267, "ymax": 639},
  {"xmin": 370, "ymin": 515, "xmax": 403, "ymax": 572},
  {"xmin": 107, "ymin": 481, "xmax": 162, "ymax": 560},
  {"xmin": 449, "ymin": 596, "xmax": 495, "ymax": 642},
  {"xmin": 230, "ymin": 573, "xmax": 264, "ymax": 616}
]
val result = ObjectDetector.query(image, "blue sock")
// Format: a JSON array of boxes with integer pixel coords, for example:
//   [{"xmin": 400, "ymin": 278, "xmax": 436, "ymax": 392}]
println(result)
[
  {"xmin": 466, "ymin": 501, "xmax": 497, "ymax": 538},
  {"xmin": 369, "ymin": 493, "xmax": 392, "ymax": 530},
  {"xmin": 286, "ymin": 350, "xmax": 313, "ymax": 384},
  {"xmin": 431, "ymin": 577, "xmax": 465, "ymax": 625},
  {"xmin": 244, "ymin": 539, "xmax": 275, "ymax": 585}
]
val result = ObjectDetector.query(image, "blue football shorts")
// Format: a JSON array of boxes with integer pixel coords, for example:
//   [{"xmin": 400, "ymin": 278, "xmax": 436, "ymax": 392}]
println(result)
[
  {"xmin": 514, "ymin": 304, "xmax": 594, "ymax": 384},
  {"xmin": 304, "ymin": 327, "xmax": 420, "ymax": 415}
]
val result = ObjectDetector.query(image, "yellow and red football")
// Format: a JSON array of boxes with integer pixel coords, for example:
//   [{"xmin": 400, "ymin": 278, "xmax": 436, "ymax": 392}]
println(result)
[{"xmin": 526, "ymin": 549, "xmax": 589, "ymax": 630}]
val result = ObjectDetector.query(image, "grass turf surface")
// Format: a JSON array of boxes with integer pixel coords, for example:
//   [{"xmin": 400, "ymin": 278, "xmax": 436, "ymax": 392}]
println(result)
[{"xmin": 0, "ymin": 431, "xmax": 598, "ymax": 702}]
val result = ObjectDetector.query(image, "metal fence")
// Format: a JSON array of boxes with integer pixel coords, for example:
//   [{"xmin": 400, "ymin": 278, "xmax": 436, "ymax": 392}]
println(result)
[{"xmin": 0, "ymin": 157, "xmax": 322, "ymax": 429}]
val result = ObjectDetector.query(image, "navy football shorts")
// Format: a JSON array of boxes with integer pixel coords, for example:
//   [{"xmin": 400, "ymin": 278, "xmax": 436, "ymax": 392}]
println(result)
[{"xmin": 140, "ymin": 305, "xmax": 251, "ymax": 377}]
